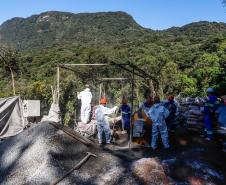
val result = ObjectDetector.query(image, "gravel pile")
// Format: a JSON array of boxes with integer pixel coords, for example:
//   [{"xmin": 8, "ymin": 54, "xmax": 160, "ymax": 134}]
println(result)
[
  {"xmin": 0, "ymin": 122, "xmax": 225, "ymax": 185},
  {"xmin": 0, "ymin": 122, "xmax": 162, "ymax": 185},
  {"xmin": 0, "ymin": 122, "xmax": 78, "ymax": 184}
]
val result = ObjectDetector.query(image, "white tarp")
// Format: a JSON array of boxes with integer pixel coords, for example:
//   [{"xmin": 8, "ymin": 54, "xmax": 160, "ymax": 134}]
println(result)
[
  {"xmin": 0, "ymin": 96, "xmax": 25, "ymax": 139},
  {"xmin": 41, "ymin": 103, "xmax": 61, "ymax": 123}
]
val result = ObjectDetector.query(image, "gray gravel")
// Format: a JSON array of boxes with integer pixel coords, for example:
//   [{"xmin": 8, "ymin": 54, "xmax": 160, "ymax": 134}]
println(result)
[
  {"xmin": 0, "ymin": 122, "xmax": 225, "ymax": 185},
  {"xmin": 0, "ymin": 122, "xmax": 140, "ymax": 185}
]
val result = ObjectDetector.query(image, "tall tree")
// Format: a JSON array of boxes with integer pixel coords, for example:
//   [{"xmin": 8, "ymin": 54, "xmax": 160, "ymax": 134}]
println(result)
[{"xmin": 0, "ymin": 47, "xmax": 19, "ymax": 96}]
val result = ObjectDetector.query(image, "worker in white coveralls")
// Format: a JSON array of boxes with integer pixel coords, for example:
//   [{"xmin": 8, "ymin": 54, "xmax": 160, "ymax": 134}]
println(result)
[
  {"xmin": 95, "ymin": 98, "xmax": 118, "ymax": 144},
  {"xmin": 148, "ymin": 96, "xmax": 170, "ymax": 150},
  {"xmin": 77, "ymin": 84, "xmax": 92, "ymax": 124}
]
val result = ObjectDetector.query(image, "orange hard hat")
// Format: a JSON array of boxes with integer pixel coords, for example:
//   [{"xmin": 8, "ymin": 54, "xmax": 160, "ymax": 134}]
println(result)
[{"xmin": 100, "ymin": 98, "xmax": 107, "ymax": 104}]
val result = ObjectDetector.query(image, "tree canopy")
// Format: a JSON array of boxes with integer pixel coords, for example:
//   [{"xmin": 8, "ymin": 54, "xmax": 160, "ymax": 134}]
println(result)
[{"xmin": 0, "ymin": 11, "xmax": 225, "ymax": 124}]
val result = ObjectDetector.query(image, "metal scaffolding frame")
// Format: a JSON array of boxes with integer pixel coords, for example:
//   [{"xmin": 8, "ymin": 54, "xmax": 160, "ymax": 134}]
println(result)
[{"xmin": 57, "ymin": 61, "xmax": 154, "ymax": 148}]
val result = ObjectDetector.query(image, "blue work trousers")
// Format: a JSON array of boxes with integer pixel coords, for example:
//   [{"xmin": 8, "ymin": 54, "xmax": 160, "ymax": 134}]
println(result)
[
  {"xmin": 151, "ymin": 123, "xmax": 170, "ymax": 149},
  {"xmin": 97, "ymin": 121, "xmax": 111, "ymax": 144},
  {"xmin": 204, "ymin": 114, "xmax": 214, "ymax": 139}
]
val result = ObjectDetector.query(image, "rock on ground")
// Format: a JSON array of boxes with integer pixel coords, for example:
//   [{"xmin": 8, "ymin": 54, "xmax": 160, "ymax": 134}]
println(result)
[{"xmin": 132, "ymin": 158, "xmax": 168, "ymax": 185}]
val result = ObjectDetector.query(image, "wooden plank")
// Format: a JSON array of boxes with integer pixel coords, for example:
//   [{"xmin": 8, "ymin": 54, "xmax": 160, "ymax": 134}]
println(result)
[{"xmin": 48, "ymin": 122, "xmax": 93, "ymax": 146}]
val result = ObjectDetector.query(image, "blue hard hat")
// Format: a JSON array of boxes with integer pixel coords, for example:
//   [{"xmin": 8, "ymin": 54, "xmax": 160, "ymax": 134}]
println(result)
[{"xmin": 206, "ymin": 88, "xmax": 214, "ymax": 93}]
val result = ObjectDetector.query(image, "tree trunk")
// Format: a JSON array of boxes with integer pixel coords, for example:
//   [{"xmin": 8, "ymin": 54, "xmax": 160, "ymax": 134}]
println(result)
[{"xmin": 9, "ymin": 66, "xmax": 16, "ymax": 96}]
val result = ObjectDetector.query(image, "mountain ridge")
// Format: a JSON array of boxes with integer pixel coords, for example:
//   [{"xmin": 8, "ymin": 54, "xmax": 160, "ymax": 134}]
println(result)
[
  {"xmin": 0, "ymin": 11, "xmax": 147, "ymax": 50},
  {"xmin": 0, "ymin": 11, "xmax": 226, "ymax": 51},
  {"xmin": 0, "ymin": 11, "xmax": 226, "ymax": 110}
]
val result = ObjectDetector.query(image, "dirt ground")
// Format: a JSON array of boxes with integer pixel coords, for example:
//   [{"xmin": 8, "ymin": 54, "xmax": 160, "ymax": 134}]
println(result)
[{"xmin": 0, "ymin": 122, "xmax": 225, "ymax": 185}]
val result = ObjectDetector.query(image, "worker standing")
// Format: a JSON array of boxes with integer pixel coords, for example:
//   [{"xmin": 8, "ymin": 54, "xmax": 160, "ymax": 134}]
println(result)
[
  {"xmin": 164, "ymin": 95, "xmax": 177, "ymax": 132},
  {"xmin": 203, "ymin": 88, "xmax": 219, "ymax": 140},
  {"xmin": 77, "ymin": 84, "xmax": 92, "ymax": 124},
  {"xmin": 120, "ymin": 97, "xmax": 131, "ymax": 132},
  {"xmin": 216, "ymin": 96, "xmax": 226, "ymax": 128},
  {"xmin": 148, "ymin": 96, "xmax": 170, "ymax": 150},
  {"xmin": 95, "ymin": 98, "xmax": 118, "ymax": 144},
  {"xmin": 140, "ymin": 95, "xmax": 153, "ymax": 115}
]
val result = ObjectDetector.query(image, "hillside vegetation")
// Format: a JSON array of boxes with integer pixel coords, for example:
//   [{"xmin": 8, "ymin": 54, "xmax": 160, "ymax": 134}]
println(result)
[{"xmin": 0, "ymin": 11, "xmax": 225, "ymax": 123}]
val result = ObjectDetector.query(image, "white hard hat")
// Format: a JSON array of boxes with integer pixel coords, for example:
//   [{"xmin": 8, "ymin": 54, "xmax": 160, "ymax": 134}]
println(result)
[{"xmin": 206, "ymin": 88, "xmax": 214, "ymax": 93}]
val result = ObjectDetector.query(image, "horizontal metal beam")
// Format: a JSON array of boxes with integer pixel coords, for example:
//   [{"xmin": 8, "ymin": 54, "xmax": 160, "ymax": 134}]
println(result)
[
  {"xmin": 60, "ymin": 63, "xmax": 109, "ymax": 66},
  {"xmin": 59, "ymin": 66, "xmax": 151, "ymax": 81},
  {"xmin": 59, "ymin": 65, "xmax": 88, "ymax": 79},
  {"xmin": 58, "ymin": 62, "xmax": 155, "ymax": 82},
  {"xmin": 59, "ymin": 63, "xmax": 130, "ymax": 66},
  {"xmin": 128, "ymin": 62, "xmax": 157, "ymax": 82},
  {"xmin": 110, "ymin": 61, "xmax": 147, "ymax": 79},
  {"xmin": 59, "ymin": 65, "xmax": 79, "ymax": 73},
  {"xmin": 98, "ymin": 78, "xmax": 151, "ymax": 80},
  {"xmin": 99, "ymin": 78, "xmax": 130, "ymax": 80}
]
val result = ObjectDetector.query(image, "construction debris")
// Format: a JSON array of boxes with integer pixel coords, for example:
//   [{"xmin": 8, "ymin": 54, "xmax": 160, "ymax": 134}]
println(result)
[{"xmin": 49, "ymin": 122, "xmax": 93, "ymax": 145}]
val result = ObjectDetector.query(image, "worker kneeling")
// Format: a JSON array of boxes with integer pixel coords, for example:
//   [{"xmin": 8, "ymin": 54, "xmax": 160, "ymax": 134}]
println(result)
[
  {"xmin": 95, "ymin": 98, "xmax": 118, "ymax": 144},
  {"xmin": 148, "ymin": 96, "xmax": 170, "ymax": 150}
]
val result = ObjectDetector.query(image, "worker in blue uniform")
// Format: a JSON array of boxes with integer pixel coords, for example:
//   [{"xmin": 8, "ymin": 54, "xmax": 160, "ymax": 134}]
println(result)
[
  {"xmin": 164, "ymin": 95, "xmax": 177, "ymax": 132},
  {"xmin": 148, "ymin": 96, "xmax": 170, "ymax": 150},
  {"xmin": 204, "ymin": 88, "xmax": 220, "ymax": 140},
  {"xmin": 120, "ymin": 97, "xmax": 131, "ymax": 132}
]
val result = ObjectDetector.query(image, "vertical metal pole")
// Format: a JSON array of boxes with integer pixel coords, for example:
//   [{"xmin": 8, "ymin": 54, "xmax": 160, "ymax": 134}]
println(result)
[
  {"xmin": 9, "ymin": 67, "xmax": 16, "ymax": 96},
  {"xmin": 129, "ymin": 67, "xmax": 135, "ymax": 148},
  {"xmin": 99, "ymin": 82, "xmax": 102, "ymax": 101},
  {"xmin": 103, "ymin": 82, "xmax": 106, "ymax": 98},
  {"xmin": 57, "ymin": 66, "xmax": 60, "ymax": 104}
]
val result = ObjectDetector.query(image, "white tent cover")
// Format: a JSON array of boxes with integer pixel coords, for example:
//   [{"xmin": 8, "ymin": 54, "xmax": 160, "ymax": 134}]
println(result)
[{"xmin": 0, "ymin": 96, "xmax": 25, "ymax": 139}]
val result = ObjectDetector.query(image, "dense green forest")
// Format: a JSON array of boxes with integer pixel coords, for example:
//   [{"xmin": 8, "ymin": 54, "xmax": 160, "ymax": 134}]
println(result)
[{"xmin": 0, "ymin": 11, "xmax": 225, "ymax": 123}]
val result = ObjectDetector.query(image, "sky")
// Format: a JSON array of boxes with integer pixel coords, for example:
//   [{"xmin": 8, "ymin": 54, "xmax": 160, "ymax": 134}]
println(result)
[{"xmin": 0, "ymin": 0, "xmax": 226, "ymax": 30}]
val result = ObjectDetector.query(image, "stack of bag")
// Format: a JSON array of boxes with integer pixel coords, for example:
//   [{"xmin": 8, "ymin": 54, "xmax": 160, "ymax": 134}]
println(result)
[
  {"xmin": 186, "ymin": 105, "xmax": 204, "ymax": 131},
  {"xmin": 177, "ymin": 97, "xmax": 205, "ymax": 132}
]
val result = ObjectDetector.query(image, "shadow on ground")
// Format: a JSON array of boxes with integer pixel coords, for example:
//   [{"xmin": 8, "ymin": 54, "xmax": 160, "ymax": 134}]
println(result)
[{"xmin": 0, "ymin": 123, "xmax": 225, "ymax": 185}]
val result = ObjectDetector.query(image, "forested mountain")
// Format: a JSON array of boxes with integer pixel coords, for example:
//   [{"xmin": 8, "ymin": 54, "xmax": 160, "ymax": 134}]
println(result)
[
  {"xmin": 0, "ymin": 11, "xmax": 226, "ymax": 123},
  {"xmin": 0, "ymin": 11, "xmax": 148, "ymax": 50},
  {"xmin": 1, "ymin": 11, "xmax": 226, "ymax": 50}
]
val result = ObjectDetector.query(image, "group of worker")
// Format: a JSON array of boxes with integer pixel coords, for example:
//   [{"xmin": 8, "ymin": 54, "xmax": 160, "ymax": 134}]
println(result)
[
  {"xmin": 77, "ymin": 85, "xmax": 177, "ymax": 149},
  {"xmin": 77, "ymin": 85, "xmax": 226, "ymax": 149},
  {"xmin": 140, "ymin": 95, "xmax": 177, "ymax": 149},
  {"xmin": 77, "ymin": 85, "xmax": 131, "ymax": 145},
  {"xmin": 77, "ymin": 85, "xmax": 118, "ymax": 144}
]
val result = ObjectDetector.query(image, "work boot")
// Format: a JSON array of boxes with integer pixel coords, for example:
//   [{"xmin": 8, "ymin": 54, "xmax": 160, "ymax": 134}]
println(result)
[
  {"xmin": 98, "ymin": 142, "xmax": 103, "ymax": 146},
  {"xmin": 164, "ymin": 146, "xmax": 170, "ymax": 150},
  {"xmin": 205, "ymin": 137, "xmax": 212, "ymax": 141}
]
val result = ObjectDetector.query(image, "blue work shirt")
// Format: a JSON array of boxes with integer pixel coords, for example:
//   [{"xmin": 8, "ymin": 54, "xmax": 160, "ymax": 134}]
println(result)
[
  {"xmin": 148, "ymin": 103, "xmax": 169, "ymax": 126},
  {"xmin": 164, "ymin": 100, "xmax": 177, "ymax": 120},
  {"xmin": 204, "ymin": 95, "xmax": 219, "ymax": 115},
  {"xmin": 216, "ymin": 105, "xmax": 226, "ymax": 127},
  {"xmin": 120, "ymin": 104, "xmax": 131, "ymax": 129}
]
